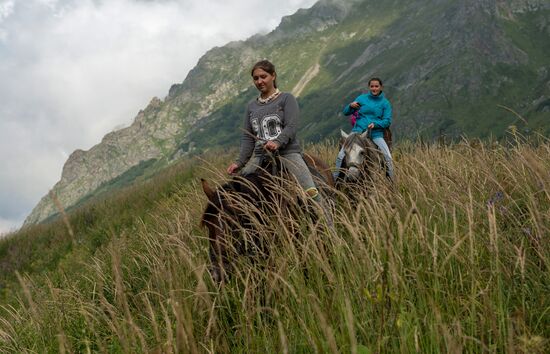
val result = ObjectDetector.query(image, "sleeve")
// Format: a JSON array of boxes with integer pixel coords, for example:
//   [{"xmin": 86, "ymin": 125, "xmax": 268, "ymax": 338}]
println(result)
[
  {"xmin": 374, "ymin": 99, "xmax": 392, "ymax": 129},
  {"xmin": 274, "ymin": 94, "xmax": 299, "ymax": 149},
  {"xmin": 342, "ymin": 95, "xmax": 361, "ymax": 116},
  {"xmin": 235, "ymin": 105, "xmax": 255, "ymax": 167}
]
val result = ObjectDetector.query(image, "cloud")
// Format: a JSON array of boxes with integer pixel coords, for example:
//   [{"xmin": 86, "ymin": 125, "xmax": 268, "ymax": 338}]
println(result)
[
  {"xmin": 0, "ymin": 217, "xmax": 21, "ymax": 238},
  {"xmin": 0, "ymin": 0, "xmax": 317, "ymax": 234},
  {"xmin": 0, "ymin": 1, "xmax": 14, "ymax": 20}
]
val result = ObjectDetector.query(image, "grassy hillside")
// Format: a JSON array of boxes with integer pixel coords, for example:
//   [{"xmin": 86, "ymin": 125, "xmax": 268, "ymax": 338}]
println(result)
[{"xmin": 1, "ymin": 134, "xmax": 549, "ymax": 353}]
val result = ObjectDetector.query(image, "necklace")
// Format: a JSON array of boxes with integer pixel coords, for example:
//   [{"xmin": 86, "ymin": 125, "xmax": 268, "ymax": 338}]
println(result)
[{"xmin": 257, "ymin": 89, "xmax": 281, "ymax": 104}]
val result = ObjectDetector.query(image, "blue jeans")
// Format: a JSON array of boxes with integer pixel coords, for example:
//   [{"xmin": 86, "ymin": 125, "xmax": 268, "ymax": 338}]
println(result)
[
  {"xmin": 242, "ymin": 152, "xmax": 334, "ymax": 226},
  {"xmin": 241, "ymin": 152, "xmax": 319, "ymax": 199},
  {"xmin": 373, "ymin": 137, "xmax": 394, "ymax": 180},
  {"xmin": 333, "ymin": 137, "xmax": 394, "ymax": 180}
]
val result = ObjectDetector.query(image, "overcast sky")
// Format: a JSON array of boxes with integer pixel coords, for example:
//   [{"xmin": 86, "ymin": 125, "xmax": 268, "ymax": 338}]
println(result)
[{"xmin": 0, "ymin": 0, "xmax": 317, "ymax": 235}]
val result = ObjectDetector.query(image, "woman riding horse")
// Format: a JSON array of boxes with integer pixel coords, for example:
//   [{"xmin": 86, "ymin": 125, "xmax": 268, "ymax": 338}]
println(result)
[
  {"xmin": 333, "ymin": 78, "xmax": 394, "ymax": 182},
  {"xmin": 226, "ymin": 60, "xmax": 329, "ymax": 207},
  {"xmin": 203, "ymin": 60, "xmax": 333, "ymax": 282}
]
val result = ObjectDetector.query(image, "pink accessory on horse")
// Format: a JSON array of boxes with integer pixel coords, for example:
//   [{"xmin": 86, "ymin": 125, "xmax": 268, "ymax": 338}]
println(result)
[{"xmin": 350, "ymin": 110, "xmax": 359, "ymax": 127}]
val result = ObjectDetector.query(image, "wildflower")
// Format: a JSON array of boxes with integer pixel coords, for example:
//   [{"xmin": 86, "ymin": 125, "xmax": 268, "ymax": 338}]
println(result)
[{"xmin": 487, "ymin": 190, "xmax": 504, "ymax": 207}]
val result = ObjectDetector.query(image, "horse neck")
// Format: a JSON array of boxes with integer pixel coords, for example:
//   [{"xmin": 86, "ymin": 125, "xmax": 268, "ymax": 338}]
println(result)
[
  {"xmin": 259, "ymin": 152, "xmax": 282, "ymax": 176},
  {"xmin": 228, "ymin": 172, "xmax": 275, "ymax": 205}
]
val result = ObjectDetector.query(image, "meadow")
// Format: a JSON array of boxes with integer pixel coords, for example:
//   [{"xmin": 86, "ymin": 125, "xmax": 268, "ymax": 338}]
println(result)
[{"xmin": 0, "ymin": 135, "xmax": 548, "ymax": 353}]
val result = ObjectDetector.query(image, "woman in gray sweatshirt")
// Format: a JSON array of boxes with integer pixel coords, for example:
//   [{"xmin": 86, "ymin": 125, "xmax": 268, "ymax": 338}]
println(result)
[{"xmin": 226, "ymin": 60, "xmax": 322, "ymax": 203}]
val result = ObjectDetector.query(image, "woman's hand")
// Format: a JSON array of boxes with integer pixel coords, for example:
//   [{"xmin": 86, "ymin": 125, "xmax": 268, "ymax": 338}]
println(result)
[
  {"xmin": 264, "ymin": 140, "xmax": 280, "ymax": 152},
  {"xmin": 368, "ymin": 123, "xmax": 374, "ymax": 129},
  {"xmin": 227, "ymin": 162, "xmax": 240, "ymax": 175},
  {"xmin": 350, "ymin": 101, "xmax": 361, "ymax": 109}
]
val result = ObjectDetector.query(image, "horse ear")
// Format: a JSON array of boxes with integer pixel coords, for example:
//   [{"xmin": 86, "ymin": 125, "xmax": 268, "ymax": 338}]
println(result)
[
  {"xmin": 201, "ymin": 178, "xmax": 216, "ymax": 201},
  {"xmin": 360, "ymin": 130, "xmax": 369, "ymax": 140},
  {"xmin": 341, "ymin": 130, "xmax": 349, "ymax": 139}
]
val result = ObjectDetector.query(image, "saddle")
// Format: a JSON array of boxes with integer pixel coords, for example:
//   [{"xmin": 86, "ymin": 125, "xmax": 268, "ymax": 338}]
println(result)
[
  {"xmin": 384, "ymin": 128, "xmax": 392, "ymax": 150},
  {"xmin": 256, "ymin": 151, "xmax": 331, "ymax": 185}
]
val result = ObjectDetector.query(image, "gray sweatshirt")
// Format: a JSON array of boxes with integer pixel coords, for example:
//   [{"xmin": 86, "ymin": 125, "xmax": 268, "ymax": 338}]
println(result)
[{"xmin": 236, "ymin": 92, "xmax": 302, "ymax": 167}]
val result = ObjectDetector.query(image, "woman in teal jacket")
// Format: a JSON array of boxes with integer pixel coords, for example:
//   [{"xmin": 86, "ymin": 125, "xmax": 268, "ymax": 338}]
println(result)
[{"xmin": 334, "ymin": 78, "xmax": 394, "ymax": 181}]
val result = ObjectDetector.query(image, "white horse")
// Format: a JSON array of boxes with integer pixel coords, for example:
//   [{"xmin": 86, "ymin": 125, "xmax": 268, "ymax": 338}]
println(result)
[{"xmin": 337, "ymin": 129, "xmax": 385, "ymax": 183}]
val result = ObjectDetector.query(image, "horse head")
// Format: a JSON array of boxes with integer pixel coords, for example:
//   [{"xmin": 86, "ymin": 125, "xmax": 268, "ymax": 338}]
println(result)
[
  {"xmin": 200, "ymin": 174, "xmax": 271, "ymax": 283},
  {"xmin": 201, "ymin": 174, "xmax": 269, "ymax": 239},
  {"xmin": 340, "ymin": 129, "xmax": 378, "ymax": 182}
]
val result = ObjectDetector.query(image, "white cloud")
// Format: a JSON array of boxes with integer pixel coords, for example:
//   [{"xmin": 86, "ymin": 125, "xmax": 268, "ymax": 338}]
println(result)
[
  {"xmin": 0, "ymin": 1, "xmax": 15, "ymax": 21},
  {"xmin": 0, "ymin": 0, "xmax": 317, "ymax": 234},
  {"xmin": 0, "ymin": 0, "xmax": 14, "ymax": 41},
  {"xmin": 0, "ymin": 217, "xmax": 22, "ymax": 238}
]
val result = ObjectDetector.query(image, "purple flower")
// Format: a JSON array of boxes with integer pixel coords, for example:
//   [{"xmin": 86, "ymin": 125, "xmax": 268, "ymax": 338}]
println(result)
[{"xmin": 487, "ymin": 191, "xmax": 504, "ymax": 207}]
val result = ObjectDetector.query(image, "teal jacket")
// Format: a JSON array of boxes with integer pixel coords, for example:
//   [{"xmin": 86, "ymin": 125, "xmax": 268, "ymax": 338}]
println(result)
[{"xmin": 343, "ymin": 92, "xmax": 392, "ymax": 139}]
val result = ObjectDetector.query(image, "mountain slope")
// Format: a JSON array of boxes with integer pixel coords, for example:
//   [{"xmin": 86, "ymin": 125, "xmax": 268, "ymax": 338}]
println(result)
[
  {"xmin": 3, "ymin": 139, "xmax": 550, "ymax": 352},
  {"xmin": 25, "ymin": 0, "xmax": 550, "ymax": 225}
]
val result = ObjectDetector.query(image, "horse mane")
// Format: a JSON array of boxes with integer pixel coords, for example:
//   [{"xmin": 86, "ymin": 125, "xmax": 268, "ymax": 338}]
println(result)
[
  {"xmin": 201, "ymin": 152, "xmax": 333, "ymax": 227},
  {"xmin": 200, "ymin": 172, "xmax": 270, "ymax": 227}
]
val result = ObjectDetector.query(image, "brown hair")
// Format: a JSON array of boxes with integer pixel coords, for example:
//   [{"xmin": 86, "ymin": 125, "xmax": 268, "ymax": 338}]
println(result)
[
  {"xmin": 251, "ymin": 60, "xmax": 277, "ymax": 88},
  {"xmin": 368, "ymin": 77, "xmax": 383, "ymax": 86}
]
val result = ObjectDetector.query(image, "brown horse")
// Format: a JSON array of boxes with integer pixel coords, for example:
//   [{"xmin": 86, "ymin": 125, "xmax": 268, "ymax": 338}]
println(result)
[{"xmin": 200, "ymin": 153, "xmax": 333, "ymax": 283}]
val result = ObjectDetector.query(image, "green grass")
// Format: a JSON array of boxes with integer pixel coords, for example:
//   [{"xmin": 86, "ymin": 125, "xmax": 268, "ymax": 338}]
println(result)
[
  {"xmin": 0, "ymin": 155, "xmax": 202, "ymax": 305},
  {"xmin": 1, "ymin": 136, "xmax": 549, "ymax": 353}
]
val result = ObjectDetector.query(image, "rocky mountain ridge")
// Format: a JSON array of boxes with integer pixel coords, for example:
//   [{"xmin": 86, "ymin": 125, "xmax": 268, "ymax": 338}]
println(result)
[{"xmin": 24, "ymin": 0, "xmax": 550, "ymax": 225}]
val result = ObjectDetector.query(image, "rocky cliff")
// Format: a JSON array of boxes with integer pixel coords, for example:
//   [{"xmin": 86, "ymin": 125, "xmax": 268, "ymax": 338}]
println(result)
[{"xmin": 24, "ymin": 0, "xmax": 550, "ymax": 225}]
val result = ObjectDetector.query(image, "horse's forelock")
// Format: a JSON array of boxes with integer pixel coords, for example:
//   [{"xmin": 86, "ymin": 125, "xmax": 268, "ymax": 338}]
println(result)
[{"xmin": 343, "ymin": 133, "xmax": 367, "ymax": 151}]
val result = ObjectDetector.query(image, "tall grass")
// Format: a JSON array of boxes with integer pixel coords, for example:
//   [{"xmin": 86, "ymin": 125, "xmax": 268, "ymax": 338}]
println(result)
[{"xmin": 0, "ymin": 137, "xmax": 549, "ymax": 353}]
